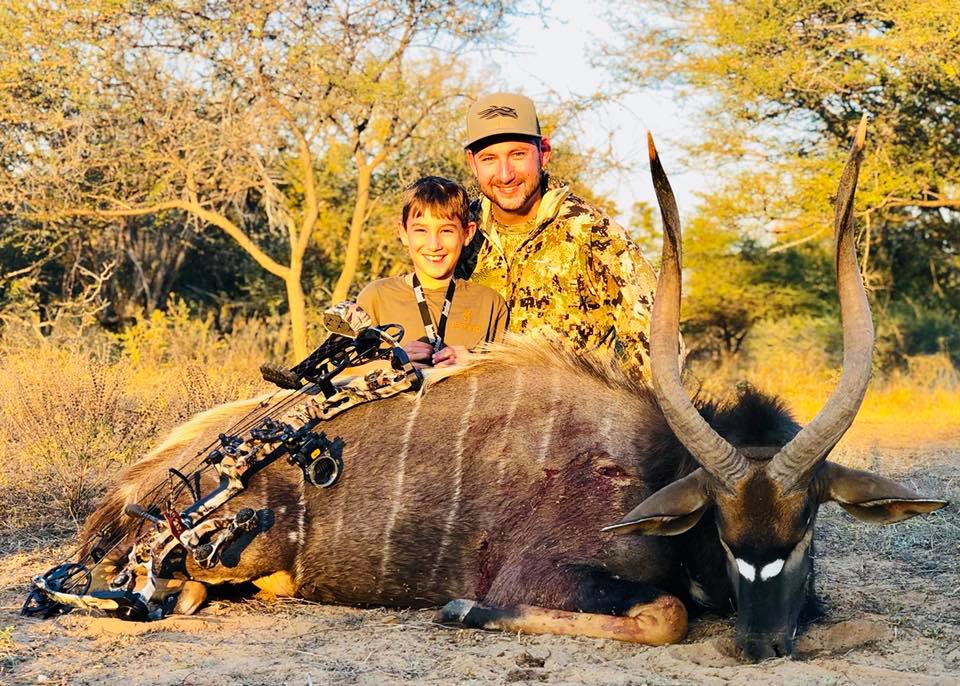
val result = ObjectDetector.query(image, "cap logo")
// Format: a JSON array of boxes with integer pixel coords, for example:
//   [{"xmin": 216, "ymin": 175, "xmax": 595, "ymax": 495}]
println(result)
[{"xmin": 477, "ymin": 105, "xmax": 518, "ymax": 120}]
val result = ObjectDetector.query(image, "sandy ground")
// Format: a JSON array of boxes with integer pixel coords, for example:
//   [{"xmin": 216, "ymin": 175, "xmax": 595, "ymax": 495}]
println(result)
[{"xmin": 1, "ymin": 421, "xmax": 957, "ymax": 686}]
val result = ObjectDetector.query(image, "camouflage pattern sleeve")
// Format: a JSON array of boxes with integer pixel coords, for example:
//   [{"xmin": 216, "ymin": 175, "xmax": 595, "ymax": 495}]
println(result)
[
  {"xmin": 584, "ymin": 216, "xmax": 659, "ymax": 380},
  {"xmin": 491, "ymin": 294, "xmax": 509, "ymax": 343}
]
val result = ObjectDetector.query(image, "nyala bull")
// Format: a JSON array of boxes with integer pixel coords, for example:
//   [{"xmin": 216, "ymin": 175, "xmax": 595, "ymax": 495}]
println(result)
[{"xmin": 79, "ymin": 121, "xmax": 946, "ymax": 661}]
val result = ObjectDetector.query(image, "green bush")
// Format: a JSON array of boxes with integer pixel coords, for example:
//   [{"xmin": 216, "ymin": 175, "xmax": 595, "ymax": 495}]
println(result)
[{"xmin": 875, "ymin": 301, "xmax": 960, "ymax": 369}]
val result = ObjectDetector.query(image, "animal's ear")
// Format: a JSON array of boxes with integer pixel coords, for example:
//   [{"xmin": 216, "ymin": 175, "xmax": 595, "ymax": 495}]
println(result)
[
  {"xmin": 820, "ymin": 462, "xmax": 948, "ymax": 524},
  {"xmin": 603, "ymin": 469, "xmax": 711, "ymax": 536}
]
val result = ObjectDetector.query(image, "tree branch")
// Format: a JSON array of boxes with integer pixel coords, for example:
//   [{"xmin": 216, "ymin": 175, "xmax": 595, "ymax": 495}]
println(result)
[
  {"xmin": 880, "ymin": 197, "xmax": 960, "ymax": 209},
  {"xmin": 260, "ymin": 83, "xmax": 319, "ymax": 256},
  {"xmin": 767, "ymin": 228, "xmax": 826, "ymax": 253},
  {"xmin": 0, "ymin": 233, "xmax": 71, "ymax": 282},
  {"xmin": 46, "ymin": 201, "xmax": 290, "ymax": 279}
]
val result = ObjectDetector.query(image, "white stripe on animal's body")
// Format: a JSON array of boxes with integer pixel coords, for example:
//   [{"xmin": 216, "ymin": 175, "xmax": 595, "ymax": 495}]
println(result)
[
  {"xmin": 377, "ymin": 396, "xmax": 423, "ymax": 591},
  {"xmin": 736, "ymin": 559, "xmax": 756, "ymax": 582},
  {"xmin": 293, "ymin": 472, "xmax": 307, "ymax": 584},
  {"xmin": 760, "ymin": 559, "xmax": 785, "ymax": 580},
  {"xmin": 496, "ymin": 368, "xmax": 525, "ymax": 484},
  {"xmin": 537, "ymin": 372, "xmax": 561, "ymax": 466},
  {"xmin": 428, "ymin": 375, "xmax": 478, "ymax": 585},
  {"xmin": 295, "ymin": 489, "xmax": 306, "ymax": 546},
  {"xmin": 598, "ymin": 415, "xmax": 614, "ymax": 455},
  {"xmin": 332, "ymin": 509, "xmax": 345, "ymax": 548}
]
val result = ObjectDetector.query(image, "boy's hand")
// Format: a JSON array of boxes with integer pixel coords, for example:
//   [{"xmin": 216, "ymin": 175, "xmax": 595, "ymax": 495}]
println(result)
[
  {"xmin": 432, "ymin": 345, "xmax": 470, "ymax": 367},
  {"xmin": 403, "ymin": 340, "xmax": 435, "ymax": 368}
]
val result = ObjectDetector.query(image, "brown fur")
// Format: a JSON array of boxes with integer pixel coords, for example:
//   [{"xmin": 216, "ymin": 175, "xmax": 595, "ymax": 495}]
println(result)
[{"xmin": 717, "ymin": 464, "xmax": 809, "ymax": 552}]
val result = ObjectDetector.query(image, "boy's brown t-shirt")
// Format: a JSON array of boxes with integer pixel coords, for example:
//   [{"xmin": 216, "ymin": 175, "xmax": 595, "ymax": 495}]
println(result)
[{"xmin": 356, "ymin": 275, "xmax": 508, "ymax": 349}]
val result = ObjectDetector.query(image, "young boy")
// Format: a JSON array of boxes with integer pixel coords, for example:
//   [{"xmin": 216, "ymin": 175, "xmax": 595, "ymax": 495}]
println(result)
[
  {"xmin": 357, "ymin": 176, "xmax": 508, "ymax": 367},
  {"xmin": 222, "ymin": 178, "xmax": 502, "ymax": 482}
]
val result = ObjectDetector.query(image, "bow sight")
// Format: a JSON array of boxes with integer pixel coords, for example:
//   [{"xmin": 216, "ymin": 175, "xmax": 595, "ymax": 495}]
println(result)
[
  {"xmin": 260, "ymin": 304, "xmax": 410, "ymax": 397},
  {"xmin": 23, "ymin": 303, "xmax": 421, "ymax": 621}
]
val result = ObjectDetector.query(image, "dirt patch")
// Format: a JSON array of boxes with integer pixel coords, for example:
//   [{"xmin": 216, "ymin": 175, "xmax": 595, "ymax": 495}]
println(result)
[
  {"xmin": 2, "ymin": 425, "xmax": 957, "ymax": 685},
  {"xmin": 795, "ymin": 617, "xmax": 890, "ymax": 655}
]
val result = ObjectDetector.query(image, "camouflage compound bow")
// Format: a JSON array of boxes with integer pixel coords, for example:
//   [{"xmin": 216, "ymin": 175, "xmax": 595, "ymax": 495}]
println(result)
[{"xmin": 22, "ymin": 303, "xmax": 422, "ymax": 621}]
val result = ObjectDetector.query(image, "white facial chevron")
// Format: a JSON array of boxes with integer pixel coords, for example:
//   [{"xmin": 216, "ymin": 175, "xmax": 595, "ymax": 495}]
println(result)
[
  {"xmin": 735, "ymin": 557, "xmax": 786, "ymax": 582},
  {"xmin": 760, "ymin": 559, "xmax": 785, "ymax": 580}
]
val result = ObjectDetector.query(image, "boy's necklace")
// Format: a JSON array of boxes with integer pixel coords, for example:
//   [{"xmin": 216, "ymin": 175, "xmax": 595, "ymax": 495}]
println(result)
[{"xmin": 412, "ymin": 274, "xmax": 457, "ymax": 353}]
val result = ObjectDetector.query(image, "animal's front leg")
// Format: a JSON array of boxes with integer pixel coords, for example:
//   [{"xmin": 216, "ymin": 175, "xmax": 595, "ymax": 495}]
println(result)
[
  {"xmin": 437, "ymin": 596, "xmax": 686, "ymax": 645},
  {"xmin": 437, "ymin": 563, "xmax": 687, "ymax": 645}
]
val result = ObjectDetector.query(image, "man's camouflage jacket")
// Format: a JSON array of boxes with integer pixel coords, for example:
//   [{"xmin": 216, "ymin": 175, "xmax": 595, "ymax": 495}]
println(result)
[{"xmin": 457, "ymin": 175, "xmax": 663, "ymax": 380}]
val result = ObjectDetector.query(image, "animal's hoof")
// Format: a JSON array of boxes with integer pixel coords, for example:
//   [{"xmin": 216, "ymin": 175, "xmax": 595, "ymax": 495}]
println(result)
[
  {"xmin": 437, "ymin": 598, "xmax": 476, "ymax": 623},
  {"xmin": 172, "ymin": 580, "xmax": 208, "ymax": 615}
]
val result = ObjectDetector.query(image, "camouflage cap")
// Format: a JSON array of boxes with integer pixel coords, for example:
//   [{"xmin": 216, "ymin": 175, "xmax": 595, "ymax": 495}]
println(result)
[{"xmin": 465, "ymin": 92, "xmax": 541, "ymax": 150}]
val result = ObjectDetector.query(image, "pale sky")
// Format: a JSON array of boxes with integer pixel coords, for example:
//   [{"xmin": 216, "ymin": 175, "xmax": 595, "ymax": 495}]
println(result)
[{"xmin": 480, "ymin": 2, "xmax": 711, "ymax": 225}]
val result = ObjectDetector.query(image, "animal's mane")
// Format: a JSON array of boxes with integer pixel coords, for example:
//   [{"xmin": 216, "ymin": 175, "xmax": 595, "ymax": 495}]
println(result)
[
  {"xmin": 707, "ymin": 385, "xmax": 801, "ymax": 451},
  {"xmin": 424, "ymin": 333, "xmax": 651, "ymax": 396}
]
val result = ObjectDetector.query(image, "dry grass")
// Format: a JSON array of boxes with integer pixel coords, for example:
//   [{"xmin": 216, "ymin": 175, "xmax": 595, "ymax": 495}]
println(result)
[
  {"xmin": 0, "ymin": 308, "xmax": 285, "ymax": 547},
  {"xmin": 0, "ymin": 624, "xmax": 19, "ymax": 673},
  {"xmin": 0, "ymin": 347, "xmax": 156, "ymax": 535},
  {"xmin": 692, "ymin": 348, "xmax": 960, "ymax": 426}
]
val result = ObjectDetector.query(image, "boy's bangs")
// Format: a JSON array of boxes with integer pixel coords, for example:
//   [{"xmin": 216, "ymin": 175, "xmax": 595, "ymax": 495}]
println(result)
[
  {"xmin": 401, "ymin": 176, "xmax": 470, "ymax": 228},
  {"xmin": 406, "ymin": 200, "xmax": 462, "ymax": 226}
]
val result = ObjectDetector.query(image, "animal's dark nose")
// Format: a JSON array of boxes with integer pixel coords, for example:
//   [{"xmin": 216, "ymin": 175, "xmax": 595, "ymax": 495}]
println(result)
[{"xmin": 740, "ymin": 634, "xmax": 793, "ymax": 662}]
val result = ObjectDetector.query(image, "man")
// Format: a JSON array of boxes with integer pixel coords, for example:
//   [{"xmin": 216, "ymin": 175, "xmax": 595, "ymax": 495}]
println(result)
[{"xmin": 457, "ymin": 92, "xmax": 662, "ymax": 379}]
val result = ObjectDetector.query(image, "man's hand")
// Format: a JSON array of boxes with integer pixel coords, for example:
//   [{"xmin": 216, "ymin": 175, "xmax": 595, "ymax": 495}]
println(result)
[
  {"xmin": 431, "ymin": 345, "xmax": 470, "ymax": 367},
  {"xmin": 402, "ymin": 340, "xmax": 435, "ymax": 369}
]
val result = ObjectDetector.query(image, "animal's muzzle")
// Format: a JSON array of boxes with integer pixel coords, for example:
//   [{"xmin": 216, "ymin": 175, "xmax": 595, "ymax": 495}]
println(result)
[{"xmin": 738, "ymin": 631, "xmax": 794, "ymax": 662}]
